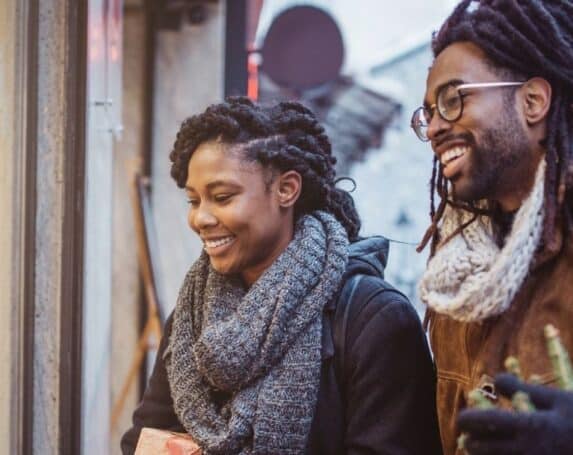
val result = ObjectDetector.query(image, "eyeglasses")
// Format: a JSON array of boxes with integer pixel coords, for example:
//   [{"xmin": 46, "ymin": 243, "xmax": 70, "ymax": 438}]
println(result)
[{"xmin": 410, "ymin": 81, "xmax": 525, "ymax": 142}]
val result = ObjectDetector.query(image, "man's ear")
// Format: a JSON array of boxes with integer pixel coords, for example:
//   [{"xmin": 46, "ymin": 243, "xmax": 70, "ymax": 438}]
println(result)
[
  {"xmin": 276, "ymin": 170, "xmax": 302, "ymax": 208},
  {"xmin": 521, "ymin": 77, "xmax": 552, "ymax": 126}
]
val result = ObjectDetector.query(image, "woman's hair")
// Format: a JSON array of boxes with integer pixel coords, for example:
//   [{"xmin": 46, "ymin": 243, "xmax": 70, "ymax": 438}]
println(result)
[
  {"xmin": 419, "ymin": 0, "xmax": 573, "ymax": 254},
  {"xmin": 170, "ymin": 96, "xmax": 361, "ymax": 240}
]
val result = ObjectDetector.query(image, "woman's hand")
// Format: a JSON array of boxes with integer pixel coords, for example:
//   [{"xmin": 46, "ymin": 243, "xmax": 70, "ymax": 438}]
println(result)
[{"xmin": 458, "ymin": 373, "xmax": 573, "ymax": 454}]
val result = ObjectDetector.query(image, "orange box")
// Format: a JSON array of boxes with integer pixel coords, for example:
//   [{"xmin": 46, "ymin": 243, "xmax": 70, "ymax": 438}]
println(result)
[{"xmin": 135, "ymin": 427, "xmax": 202, "ymax": 455}]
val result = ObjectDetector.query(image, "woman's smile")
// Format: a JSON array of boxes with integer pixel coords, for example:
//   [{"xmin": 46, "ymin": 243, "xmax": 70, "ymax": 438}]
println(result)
[
  {"xmin": 203, "ymin": 235, "xmax": 236, "ymax": 255},
  {"xmin": 185, "ymin": 140, "xmax": 295, "ymax": 285}
]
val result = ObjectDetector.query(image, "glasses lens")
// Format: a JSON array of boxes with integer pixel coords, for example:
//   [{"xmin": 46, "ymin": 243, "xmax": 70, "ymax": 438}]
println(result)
[
  {"xmin": 438, "ymin": 84, "xmax": 462, "ymax": 122},
  {"xmin": 411, "ymin": 107, "xmax": 430, "ymax": 141}
]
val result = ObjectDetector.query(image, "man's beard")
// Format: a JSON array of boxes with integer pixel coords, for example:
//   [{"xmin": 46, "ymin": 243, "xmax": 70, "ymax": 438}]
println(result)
[{"xmin": 451, "ymin": 105, "xmax": 530, "ymax": 203}]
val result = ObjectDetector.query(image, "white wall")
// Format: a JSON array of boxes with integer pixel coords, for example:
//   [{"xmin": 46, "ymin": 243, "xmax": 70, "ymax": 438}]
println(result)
[
  {"xmin": 110, "ymin": 4, "xmax": 146, "ymax": 451},
  {"xmin": 82, "ymin": 0, "xmax": 123, "ymax": 452},
  {"xmin": 256, "ymin": 0, "xmax": 455, "ymax": 72},
  {"xmin": 351, "ymin": 47, "xmax": 436, "ymax": 310},
  {"xmin": 151, "ymin": 2, "xmax": 226, "ymax": 313}
]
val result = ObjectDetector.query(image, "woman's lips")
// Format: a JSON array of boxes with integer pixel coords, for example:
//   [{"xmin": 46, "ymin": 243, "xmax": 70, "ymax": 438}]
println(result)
[{"xmin": 203, "ymin": 235, "xmax": 236, "ymax": 255}]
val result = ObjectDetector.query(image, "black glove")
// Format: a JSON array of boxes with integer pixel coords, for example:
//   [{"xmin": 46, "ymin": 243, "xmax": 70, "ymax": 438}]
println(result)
[{"xmin": 457, "ymin": 373, "xmax": 573, "ymax": 454}]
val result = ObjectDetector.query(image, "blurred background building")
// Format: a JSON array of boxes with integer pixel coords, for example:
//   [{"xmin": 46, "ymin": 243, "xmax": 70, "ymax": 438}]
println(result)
[{"xmin": 0, "ymin": 0, "xmax": 457, "ymax": 453}]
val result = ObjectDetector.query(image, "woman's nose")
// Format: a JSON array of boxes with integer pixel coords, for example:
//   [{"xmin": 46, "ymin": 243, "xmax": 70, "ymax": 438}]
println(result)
[{"xmin": 190, "ymin": 204, "xmax": 218, "ymax": 231}]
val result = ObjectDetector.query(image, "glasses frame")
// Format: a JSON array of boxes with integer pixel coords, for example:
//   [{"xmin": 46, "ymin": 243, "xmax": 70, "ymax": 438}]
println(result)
[{"xmin": 411, "ymin": 81, "xmax": 525, "ymax": 142}]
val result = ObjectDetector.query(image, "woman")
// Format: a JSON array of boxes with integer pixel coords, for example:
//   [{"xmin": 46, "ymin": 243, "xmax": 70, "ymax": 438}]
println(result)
[{"xmin": 122, "ymin": 97, "xmax": 441, "ymax": 454}]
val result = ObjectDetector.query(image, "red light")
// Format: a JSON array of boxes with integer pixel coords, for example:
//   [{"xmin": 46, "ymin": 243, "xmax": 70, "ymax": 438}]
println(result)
[{"xmin": 247, "ymin": 52, "xmax": 260, "ymax": 101}]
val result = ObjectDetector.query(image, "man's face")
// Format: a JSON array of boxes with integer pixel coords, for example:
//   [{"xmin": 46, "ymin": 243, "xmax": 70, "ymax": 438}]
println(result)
[{"xmin": 424, "ymin": 41, "xmax": 535, "ymax": 207}]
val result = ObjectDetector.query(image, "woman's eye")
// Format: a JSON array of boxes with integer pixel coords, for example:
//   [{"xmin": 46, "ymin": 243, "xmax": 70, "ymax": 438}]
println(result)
[
  {"xmin": 214, "ymin": 194, "xmax": 232, "ymax": 203},
  {"xmin": 187, "ymin": 199, "xmax": 199, "ymax": 207}
]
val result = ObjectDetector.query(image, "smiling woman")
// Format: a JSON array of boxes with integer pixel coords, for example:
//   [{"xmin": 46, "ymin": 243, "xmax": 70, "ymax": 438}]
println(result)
[
  {"xmin": 121, "ymin": 97, "xmax": 442, "ymax": 455},
  {"xmin": 184, "ymin": 140, "xmax": 298, "ymax": 286}
]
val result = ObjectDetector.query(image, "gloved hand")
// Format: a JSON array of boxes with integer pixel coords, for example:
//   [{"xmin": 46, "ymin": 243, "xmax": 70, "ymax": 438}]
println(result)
[{"xmin": 457, "ymin": 373, "xmax": 573, "ymax": 454}]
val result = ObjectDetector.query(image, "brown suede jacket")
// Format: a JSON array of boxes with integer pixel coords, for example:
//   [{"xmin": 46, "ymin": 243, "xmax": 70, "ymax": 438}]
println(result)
[{"xmin": 429, "ymin": 223, "xmax": 573, "ymax": 455}]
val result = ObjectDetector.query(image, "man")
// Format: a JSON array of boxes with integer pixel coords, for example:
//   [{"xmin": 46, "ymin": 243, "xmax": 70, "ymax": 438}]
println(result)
[{"xmin": 411, "ymin": 1, "xmax": 573, "ymax": 454}]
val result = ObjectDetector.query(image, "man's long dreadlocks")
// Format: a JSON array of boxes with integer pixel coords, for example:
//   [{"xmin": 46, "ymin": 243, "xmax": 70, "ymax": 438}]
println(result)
[{"xmin": 418, "ymin": 0, "xmax": 573, "ymax": 255}]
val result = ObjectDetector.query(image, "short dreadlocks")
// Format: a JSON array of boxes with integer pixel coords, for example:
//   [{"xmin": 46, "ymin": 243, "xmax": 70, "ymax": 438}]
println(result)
[
  {"xmin": 419, "ymin": 0, "xmax": 573, "ymax": 254},
  {"xmin": 170, "ymin": 97, "xmax": 361, "ymax": 240}
]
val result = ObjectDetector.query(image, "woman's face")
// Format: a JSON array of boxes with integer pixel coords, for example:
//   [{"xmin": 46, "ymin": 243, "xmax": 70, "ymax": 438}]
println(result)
[{"xmin": 185, "ymin": 140, "xmax": 297, "ymax": 286}]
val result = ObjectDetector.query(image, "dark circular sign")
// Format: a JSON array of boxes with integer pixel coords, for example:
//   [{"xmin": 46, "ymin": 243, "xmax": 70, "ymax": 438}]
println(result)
[{"xmin": 261, "ymin": 5, "xmax": 344, "ymax": 90}]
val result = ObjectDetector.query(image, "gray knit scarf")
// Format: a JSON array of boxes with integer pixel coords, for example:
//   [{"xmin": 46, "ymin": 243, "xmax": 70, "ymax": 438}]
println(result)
[{"xmin": 165, "ymin": 211, "xmax": 348, "ymax": 455}]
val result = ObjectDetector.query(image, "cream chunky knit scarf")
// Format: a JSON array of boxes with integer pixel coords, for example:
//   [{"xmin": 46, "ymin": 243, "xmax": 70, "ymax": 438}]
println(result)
[
  {"xmin": 165, "ymin": 211, "xmax": 348, "ymax": 454},
  {"xmin": 419, "ymin": 161, "xmax": 546, "ymax": 322}
]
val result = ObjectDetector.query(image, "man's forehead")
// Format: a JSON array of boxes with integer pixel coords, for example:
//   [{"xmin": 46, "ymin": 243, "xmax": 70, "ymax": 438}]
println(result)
[{"xmin": 425, "ymin": 41, "xmax": 492, "ymax": 95}]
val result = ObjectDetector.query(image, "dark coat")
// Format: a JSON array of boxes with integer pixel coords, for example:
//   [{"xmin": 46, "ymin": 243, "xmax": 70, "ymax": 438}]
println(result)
[{"xmin": 121, "ymin": 237, "xmax": 442, "ymax": 454}]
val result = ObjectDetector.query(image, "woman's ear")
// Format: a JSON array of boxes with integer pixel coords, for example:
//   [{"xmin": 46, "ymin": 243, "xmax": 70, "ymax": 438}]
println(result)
[
  {"xmin": 276, "ymin": 170, "xmax": 302, "ymax": 208},
  {"xmin": 521, "ymin": 77, "xmax": 552, "ymax": 126}
]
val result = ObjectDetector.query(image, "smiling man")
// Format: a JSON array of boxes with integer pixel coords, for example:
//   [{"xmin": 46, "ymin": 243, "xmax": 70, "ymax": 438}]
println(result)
[{"xmin": 412, "ymin": 1, "xmax": 573, "ymax": 454}]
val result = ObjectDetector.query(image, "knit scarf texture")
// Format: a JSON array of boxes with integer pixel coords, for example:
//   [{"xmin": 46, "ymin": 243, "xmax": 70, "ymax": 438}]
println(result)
[
  {"xmin": 419, "ymin": 160, "xmax": 546, "ymax": 322},
  {"xmin": 165, "ymin": 211, "xmax": 349, "ymax": 454}
]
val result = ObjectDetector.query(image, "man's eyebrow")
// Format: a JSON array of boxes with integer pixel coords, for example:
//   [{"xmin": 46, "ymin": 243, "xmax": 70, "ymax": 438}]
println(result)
[
  {"xmin": 184, "ymin": 180, "xmax": 241, "ymax": 191},
  {"xmin": 423, "ymin": 78, "xmax": 465, "ymax": 108}
]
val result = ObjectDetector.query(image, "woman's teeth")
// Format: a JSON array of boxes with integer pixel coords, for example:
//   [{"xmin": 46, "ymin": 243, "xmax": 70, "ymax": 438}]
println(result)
[
  {"xmin": 205, "ymin": 236, "xmax": 234, "ymax": 248},
  {"xmin": 441, "ymin": 146, "xmax": 469, "ymax": 166}
]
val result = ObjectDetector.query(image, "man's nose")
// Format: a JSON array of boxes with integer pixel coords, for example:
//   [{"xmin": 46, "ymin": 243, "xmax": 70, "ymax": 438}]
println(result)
[{"xmin": 426, "ymin": 109, "xmax": 451, "ymax": 142}]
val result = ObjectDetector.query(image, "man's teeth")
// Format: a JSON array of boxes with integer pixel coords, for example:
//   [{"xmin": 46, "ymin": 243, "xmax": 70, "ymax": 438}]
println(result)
[
  {"xmin": 441, "ymin": 146, "xmax": 469, "ymax": 165},
  {"xmin": 205, "ymin": 236, "xmax": 234, "ymax": 248}
]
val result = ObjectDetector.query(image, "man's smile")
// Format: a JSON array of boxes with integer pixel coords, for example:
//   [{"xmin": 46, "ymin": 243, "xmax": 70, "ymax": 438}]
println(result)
[{"xmin": 440, "ymin": 145, "xmax": 470, "ymax": 179}]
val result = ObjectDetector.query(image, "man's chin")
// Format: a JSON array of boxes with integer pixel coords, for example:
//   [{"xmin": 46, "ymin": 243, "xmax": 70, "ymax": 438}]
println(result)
[{"xmin": 450, "ymin": 179, "xmax": 483, "ymax": 204}]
